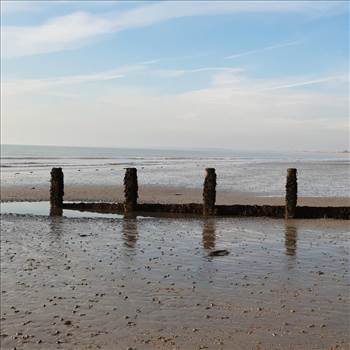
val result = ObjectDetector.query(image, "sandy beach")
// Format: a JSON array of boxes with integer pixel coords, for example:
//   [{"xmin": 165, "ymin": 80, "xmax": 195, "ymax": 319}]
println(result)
[
  {"xmin": 1, "ymin": 176, "xmax": 349, "ymax": 350},
  {"xmin": 1, "ymin": 214, "xmax": 349, "ymax": 350},
  {"xmin": 1, "ymin": 183, "xmax": 350, "ymax": 207}
]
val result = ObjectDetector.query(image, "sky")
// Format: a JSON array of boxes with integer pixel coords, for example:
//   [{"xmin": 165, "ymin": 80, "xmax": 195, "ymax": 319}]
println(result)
[{"xmin": 1, "ymin": 0, "xmax": 349, "ymax": 151}]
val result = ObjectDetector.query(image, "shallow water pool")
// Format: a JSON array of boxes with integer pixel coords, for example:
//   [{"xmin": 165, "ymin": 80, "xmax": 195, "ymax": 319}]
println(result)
[{"xmin": 0, "ymin": 201, "xmax": 123, "ymax": 219}]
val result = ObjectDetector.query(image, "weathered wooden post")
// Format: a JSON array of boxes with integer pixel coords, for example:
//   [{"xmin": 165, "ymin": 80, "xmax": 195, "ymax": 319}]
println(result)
[
  {"xmin": 285, "ymin": 168, "xmax": 297, "ymax": 219},
  {"xmin": 50, "ymin": 167, "xmax": 64, "ymax": 216},
  {"xmin": 124, "ymin": 168, "xmax": 138, "ymax": 213},
  {"xmin": 203, "ymin": 168, "xmax": 216, "ymax": 216}
]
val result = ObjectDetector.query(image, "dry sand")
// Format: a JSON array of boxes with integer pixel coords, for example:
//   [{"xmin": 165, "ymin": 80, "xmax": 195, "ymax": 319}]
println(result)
[
  {"xmin": 1, "ymin": 183, "xmax": 349, "ymax": 207},
  {"xmin": 1, "ymin": 215, "xmax": 349, "ymax": 350}
]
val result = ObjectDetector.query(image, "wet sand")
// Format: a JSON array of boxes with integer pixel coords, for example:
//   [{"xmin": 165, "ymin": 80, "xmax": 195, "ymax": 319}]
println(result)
[
  {"xmin": 1, "ymin": 183, "xmax": 349, "ymax": 207},
  {"xmin": 1, "ymin": 215, "xmax": 349, "ymax": 349}
]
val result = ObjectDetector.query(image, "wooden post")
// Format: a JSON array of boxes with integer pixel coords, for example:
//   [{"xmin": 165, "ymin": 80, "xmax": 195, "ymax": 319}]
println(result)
[
  {"xmin": 285, "ymin": 168, "xmax": 297, "ymax": 219},
  {"xmin": 203, "ymin": 168, "xmax": 216, "ymax": 216},
  {"xmin": 50, "ymin": 167, "xmax": 64, "ymax": 216},
  {"xmin": 124, "ymin": 168, "xmax": 138, "ymax": 213}
]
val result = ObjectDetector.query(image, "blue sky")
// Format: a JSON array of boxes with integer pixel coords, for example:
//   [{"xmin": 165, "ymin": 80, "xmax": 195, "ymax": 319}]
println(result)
[{"xmin": 1, "ymin": 1, "xmax": 349, "ymax": 150}]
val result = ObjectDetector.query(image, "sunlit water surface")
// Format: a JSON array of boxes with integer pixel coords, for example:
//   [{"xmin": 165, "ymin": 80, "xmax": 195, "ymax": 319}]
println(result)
[{"xmin": 2, "ymin": 144, "xmax": 349, "ymax": 197}]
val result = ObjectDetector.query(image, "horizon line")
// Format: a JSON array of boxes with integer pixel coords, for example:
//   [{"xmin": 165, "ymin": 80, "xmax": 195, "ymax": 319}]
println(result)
[{"xmin": 1, "ymin": 143, "xmax": 347, "ymax": 154}]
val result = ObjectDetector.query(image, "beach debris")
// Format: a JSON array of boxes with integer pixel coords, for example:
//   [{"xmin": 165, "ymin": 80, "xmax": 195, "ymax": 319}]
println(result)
[
  {"xmin": 209, "ymin": 249, "xmax": 229, "ymax": 257},
  {"xmin": 79, "ymin": 233, "xmax": 90, "ymax": 237}
]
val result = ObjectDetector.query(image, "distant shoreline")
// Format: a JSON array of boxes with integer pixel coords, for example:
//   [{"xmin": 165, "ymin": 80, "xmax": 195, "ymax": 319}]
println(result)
[{"xmin": 1, "ymin": 143, "xmax": 349, "ymax": 156}]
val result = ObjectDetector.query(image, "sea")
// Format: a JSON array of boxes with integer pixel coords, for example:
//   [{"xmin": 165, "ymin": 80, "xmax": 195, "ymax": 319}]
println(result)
[{"xmin": 1, "ymin": 144, "xmax": 349, "ymax": 197}]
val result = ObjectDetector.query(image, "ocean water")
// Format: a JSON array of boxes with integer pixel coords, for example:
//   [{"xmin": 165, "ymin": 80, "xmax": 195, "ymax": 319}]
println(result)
[{"xmin": 1, "ymin": 144, "xmax": 349, "ymax": 197}]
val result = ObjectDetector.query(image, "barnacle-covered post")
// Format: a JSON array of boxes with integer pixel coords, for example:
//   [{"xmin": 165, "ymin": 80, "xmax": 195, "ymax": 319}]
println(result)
[
  {"xmin": 203, "ymin": 168, "xmax": 216, "ymax": 216},
  {"xmin": 124, "ymin": 168, "xmax": 138, "ymax": 213},
  {"xmin": 50, "ymin": 167, "xmax": 64, "ymax": 216},
  {"xmin": 285, "ymin": 168, "xmax": 297, "ymax": 219}
]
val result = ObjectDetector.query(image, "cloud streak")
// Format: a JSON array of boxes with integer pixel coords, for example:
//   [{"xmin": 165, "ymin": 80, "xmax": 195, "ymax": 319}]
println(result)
[
  {"xmin": 225, "ymin": 41, "xmax": 301, "ymax": 59},
  {"xmin": 262, "ymin": 75, "xmax": 348, "ymax": 91},
  {"xmin": 3, "ymin": 64, "xmax": 346, "ymax": 97},
  {"xmin": 2, "ymin": 66, "xmax": 245, "ymax": 96},
  {"xmin": 2, "ymin": 1, "xmax": 347, "ymax": 58},
  {"xmin": 3, "ymin": 70, "xmax": 347, "ymax": 150},
  {"xmin": 153, "ymin": 67, "xmax": 244, "ymax": 78},
  {"xmin": 1, "ymin": 65, "xmax": 148, "ymax": 96}
]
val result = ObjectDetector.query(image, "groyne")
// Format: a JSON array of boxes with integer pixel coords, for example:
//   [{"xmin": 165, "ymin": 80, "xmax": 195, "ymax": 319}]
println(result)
[{"xmin": 51, "ymin": 167, "xmax": 349, "ymax": 219}]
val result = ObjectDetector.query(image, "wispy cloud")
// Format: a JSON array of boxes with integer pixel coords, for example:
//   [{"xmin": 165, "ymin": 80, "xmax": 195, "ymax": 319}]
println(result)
[
  {"xmin": 3, "ymin": 64, "xmax": 346, "ymax": 97},
  {"xmin": 2, "ymin": 1, "xmax": 347, "ymax": 58},
  {"xmin": 1, "ymin": 66, "xmax": 148, "ymax": 96},
  {"xmin": 262, "ymin": 75, "xmax": 348, "ymax": 91},
  {"xmin": 138, "ymin": 59, "xmax": 161, "ymax": 65},
  {"xmin": 1, "ymin": 12, "xmax": 114, "ymax": 58},
  {"xmin": 3, "ymin": 69, "xmax": 347, "ymax": 150},
  {"xmin": 154, "ymin": 67, "xmax": 244, "ymax": 78},
  {"xmin": 2, "ymin": 65, "xmax": 245, "ymax": 95},
  {"xmin": 210, "ymin": 69, "xmax": 349, "ymax": 92},
  {"xmin": 225, "ymin": 41, "xmax": 300, "ymax": 60}
]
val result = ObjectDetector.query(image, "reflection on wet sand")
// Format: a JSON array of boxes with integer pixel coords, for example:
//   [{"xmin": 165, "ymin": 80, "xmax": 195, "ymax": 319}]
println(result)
[
  {"xmin": 48, "ymin": 217, "xmax": 63, "ymax": 239},
  {"xmin": 202, "ymin": 219, "xmax": 216, "ymax": 250},
  {"xmin": 1, "ymin": 215, "xmax": 349, "ymax": 350},
  {"xmin": 122, "ymin": 215, "xmax": 138, "ymax": 248},
  {"xmin": 285, "ymin": 223, "xmax": 298, "ymax": 256}
]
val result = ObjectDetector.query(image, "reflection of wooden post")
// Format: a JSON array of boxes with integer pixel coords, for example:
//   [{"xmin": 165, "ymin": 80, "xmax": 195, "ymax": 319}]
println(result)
[
  {"xmin": 285, "ymin": 224, "xmax": 297, "ymax": 256},
  {"xmin": 124, "ymin": 168, "xmax": 138, "ymax": 213},
  {"xmin": 285, "ymin": 168, "xmax": 297, "ymax": 219},
  {"xmin": 203, "ymin": 168, "xmax": 216, "ymax": 216},
  {"xmin": 122, "ymin": 216, "xmax": 138, "ymax": 248},
  {"xmin": 50, "ymin": 167, "xmax": 64, "ymax": 216},
  {"xmin": 202, "ymin": 219, "xmax": 216, "ymax": 250}
]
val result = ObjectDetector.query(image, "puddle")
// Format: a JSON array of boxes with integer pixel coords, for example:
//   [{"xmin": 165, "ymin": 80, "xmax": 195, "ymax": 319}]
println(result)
[{"xmin": 0, "ymin": 201, "xmax": 124, "ymax": 219}]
